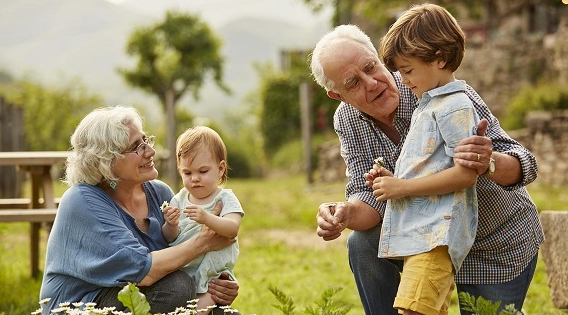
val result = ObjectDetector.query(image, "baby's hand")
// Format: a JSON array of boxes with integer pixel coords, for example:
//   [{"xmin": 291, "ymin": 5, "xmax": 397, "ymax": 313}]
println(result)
[
  {"xmin": 163, "ymin": 205, "xmax": 180, "ymax": 226},
  {"xmin": 184, "ymin": 205, "xmax": 208, "ymax": 224}
]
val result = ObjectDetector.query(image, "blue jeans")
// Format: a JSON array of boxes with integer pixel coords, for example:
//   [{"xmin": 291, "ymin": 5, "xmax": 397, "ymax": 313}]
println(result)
[
  {"xmin": 347, "ymin": 225, "xmax": 402, "ymax": 315},
  {"xmin": 347, "ymin": 225, "xmax": 538, "ymax": 315},
  {"xmin": 456, "ymin": 253, "xmax": 538, "ymax": 315}
]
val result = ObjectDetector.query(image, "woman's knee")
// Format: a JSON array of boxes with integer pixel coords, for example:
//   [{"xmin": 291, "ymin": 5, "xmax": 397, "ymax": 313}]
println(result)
[{"xmin": 141, "ymin": 271, "xmax": 197, "ymax": 313}]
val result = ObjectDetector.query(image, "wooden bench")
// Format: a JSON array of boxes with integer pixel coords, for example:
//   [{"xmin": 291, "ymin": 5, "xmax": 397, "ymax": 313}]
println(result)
[
  {"xmin": 0, "ymin": 208, "xmax": 58, "ymax": 222},
  {"xmin": 0, "ymin": 197, "xmax": 61, "ymax": 209},
  {"xmin": 0, "ymin": 207, "xmax": 58, "ymax": 278}
]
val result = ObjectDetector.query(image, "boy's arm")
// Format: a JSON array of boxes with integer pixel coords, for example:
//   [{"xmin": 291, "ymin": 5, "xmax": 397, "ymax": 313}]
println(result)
[{"xmin": 373, "ymin": 163, "xmax": 477, "ymax": 201}]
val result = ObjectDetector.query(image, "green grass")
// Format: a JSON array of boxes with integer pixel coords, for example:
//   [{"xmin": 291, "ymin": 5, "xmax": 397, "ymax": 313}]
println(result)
[{"xmin": 1, "ymin": 175, "xmax": 567, "ymax": 315}]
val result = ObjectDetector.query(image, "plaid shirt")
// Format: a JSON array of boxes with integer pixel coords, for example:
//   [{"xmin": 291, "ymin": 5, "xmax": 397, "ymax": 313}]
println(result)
[{"xmin": 334, "ymin": 72, "xmax": 544, "ymax": 284}]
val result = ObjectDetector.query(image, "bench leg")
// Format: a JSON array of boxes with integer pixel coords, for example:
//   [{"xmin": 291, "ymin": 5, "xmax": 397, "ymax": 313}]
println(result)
[{"xmin": 30, "ymin": 222, "xmax": 40, "ymax": 278}]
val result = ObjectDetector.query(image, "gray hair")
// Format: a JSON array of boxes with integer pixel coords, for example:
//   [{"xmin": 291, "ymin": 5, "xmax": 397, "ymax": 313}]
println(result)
[
  {"xmin": 64, "ymin": 106, "xmax": 144, "ymax": 186},
  {"xmin": 310, "ymin": 24, "xmax": 378, "ymax": 92}
]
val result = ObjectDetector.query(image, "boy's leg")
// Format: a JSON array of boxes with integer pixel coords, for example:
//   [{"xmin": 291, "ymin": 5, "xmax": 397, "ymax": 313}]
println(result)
[
  {"xmin": 347, "ymin": 225, "xmax": 403, "ymax": 315},
  {"xmin": 394, "ymin": 246, "xmax": 455, "ymax": 315},
  {"xmin": 457, "ymin": 253, "xmax": 538, "ymax": 315}
]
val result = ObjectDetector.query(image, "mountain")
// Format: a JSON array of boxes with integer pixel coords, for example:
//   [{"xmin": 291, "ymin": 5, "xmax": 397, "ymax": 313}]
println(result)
[{"xmin": 0, "ymin": 0, "xmax": 331, "ymax": 121}]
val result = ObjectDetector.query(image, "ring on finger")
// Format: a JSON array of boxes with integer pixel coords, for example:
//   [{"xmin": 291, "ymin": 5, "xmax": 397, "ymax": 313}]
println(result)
[{"xmin": 477, "ymin": 153, "xmax": 481, "ymax": 162}]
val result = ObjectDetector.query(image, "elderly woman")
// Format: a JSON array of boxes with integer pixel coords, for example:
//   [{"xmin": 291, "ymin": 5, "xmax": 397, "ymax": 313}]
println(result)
[{"xmin": 39, "ymin": 106, "xmax": 238, "ymax": 314}]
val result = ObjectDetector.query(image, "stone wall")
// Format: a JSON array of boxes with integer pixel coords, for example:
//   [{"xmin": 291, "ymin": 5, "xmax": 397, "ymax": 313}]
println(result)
[
  {"xmin": 509, "ymin": 110, "xmax": 568, "ymax": 186},
  {"xmin": 318, "ymin": 110, "xmax": 568, "ymax": 186}
]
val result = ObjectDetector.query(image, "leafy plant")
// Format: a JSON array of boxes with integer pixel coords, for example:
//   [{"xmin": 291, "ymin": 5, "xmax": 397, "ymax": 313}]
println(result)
[
  {"xmin": 458, "ymin": 292, "xmax": 522, "ymax": 315},
  {"xmin": 269, "ymin": 286, "xmax": 353, "ymax": 315},
  {"xmin": 270, "ymin": 286, "xmax": 297, "ymax": 315},
  {"xmin": 117, "ymin": 283, "xmax": 152, "ymax": 315},
  {"xmin": 502, "ymin": 83, "xmax": 568, "ymax": 130}
]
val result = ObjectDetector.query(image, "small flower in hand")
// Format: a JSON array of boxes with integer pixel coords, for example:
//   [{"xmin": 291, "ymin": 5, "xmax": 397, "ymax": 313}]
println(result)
[{"xmin": 160, "ymin": 201, "xmax": 169, "ymax": 212}]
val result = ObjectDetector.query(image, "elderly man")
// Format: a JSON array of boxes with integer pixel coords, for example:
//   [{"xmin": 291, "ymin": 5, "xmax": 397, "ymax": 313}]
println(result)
[{"xmin": 310, "ymin": 24, "xmax": 543, "ymax": 315}]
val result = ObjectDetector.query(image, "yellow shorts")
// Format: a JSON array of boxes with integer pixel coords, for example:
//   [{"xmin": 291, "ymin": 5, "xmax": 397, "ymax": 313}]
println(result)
[{"xmin": 394, "ymin": 246, "xmax": 455, "ymax": 315}]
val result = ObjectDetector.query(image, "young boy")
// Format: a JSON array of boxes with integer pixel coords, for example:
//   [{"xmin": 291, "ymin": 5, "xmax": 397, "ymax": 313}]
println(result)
[
  {"xmin": 162, "ymin": 126, "xmax": 244, "ymax": 314},
  {"xmin": 370, "ymin": 3, "xmax": 480, "ymax": 315}
]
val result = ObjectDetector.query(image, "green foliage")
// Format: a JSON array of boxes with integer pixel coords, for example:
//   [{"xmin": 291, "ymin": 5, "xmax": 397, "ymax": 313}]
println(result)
[
  {"xmin": 502, "ymin": 83, "xmax": 568, "ymax": 130},
  {"xmin": 117, "ymin": 10, "xmax": 228, "ymax": 108},
  {"xmin": 304, "ymin": 287, "xmax": 353, "ymax": 315},
  {"xmin": 270, "ymin": 286, "xmax": 297, "ymax": 315},
  {"xmin": 259, "ymin": 73, "xmax": 302, "ymax": 156},
  {"xmin": 270, "ymin": 133, "xmax": 336, "ymax": 173},
  {"xmin": 5, "ymin": 78, "xmax": 102, "ymax": 151},
  {"xmin": 458, "ymin": 292, "xmax": 522, "ymax": 315},
  {"xmin": 258, "ymin": 74, "xmax": 337, "ymax": 159},
  {"xmin": 117, "ymin": 283, "xmax": 152, "ymax": 315},
  {"xmin": 270, "ymin": 286, "xmax": 352, "ymax": 315}
]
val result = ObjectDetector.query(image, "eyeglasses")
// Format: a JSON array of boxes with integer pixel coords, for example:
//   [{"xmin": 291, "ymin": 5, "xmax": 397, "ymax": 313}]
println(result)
[{"xmin": 124, "ymin": 135, "xmax": 155, "ymax": 156}]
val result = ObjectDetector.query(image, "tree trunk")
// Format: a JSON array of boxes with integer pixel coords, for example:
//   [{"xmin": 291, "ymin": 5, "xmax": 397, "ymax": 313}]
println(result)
[{"xmin": 165, "ymin": 89, "xmax": 178, "ymax": 189}]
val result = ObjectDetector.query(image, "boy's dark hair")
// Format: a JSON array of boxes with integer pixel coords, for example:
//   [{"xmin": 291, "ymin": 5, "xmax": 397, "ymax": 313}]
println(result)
[{"xmin": 379, "ymin": 3, "xmax": 465, "ymax": 72}]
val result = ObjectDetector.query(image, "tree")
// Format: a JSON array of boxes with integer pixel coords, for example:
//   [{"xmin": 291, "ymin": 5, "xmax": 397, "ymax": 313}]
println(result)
[
  {"xmin": 117, "ymin": 11, "xmax": 229, "ymax": 186},
  {"xmin": 2, "ymin": 77, "xmax": 102, "ymax": 151}
]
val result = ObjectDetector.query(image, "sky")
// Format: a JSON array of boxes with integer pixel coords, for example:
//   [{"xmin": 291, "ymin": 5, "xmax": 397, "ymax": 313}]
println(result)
[{"xmin": 104, "ymin": 0, "xmax": 331, "ymax": 28}]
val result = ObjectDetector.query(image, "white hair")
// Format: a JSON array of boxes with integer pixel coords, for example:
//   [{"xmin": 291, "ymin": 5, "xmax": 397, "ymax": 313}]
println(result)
[
  {"xmin": 64, "ymin": 106, "xmax": 144, "ymax": 186},
  {"xmin": 310, "ymin": 24, "xmax": 378, "ymax": 92}
]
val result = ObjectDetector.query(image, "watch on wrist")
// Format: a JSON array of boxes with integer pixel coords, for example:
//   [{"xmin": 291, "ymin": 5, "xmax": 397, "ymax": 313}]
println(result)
[{"xmin": 484, "ymin": 157, "xmax": 495, "ymax": 177}]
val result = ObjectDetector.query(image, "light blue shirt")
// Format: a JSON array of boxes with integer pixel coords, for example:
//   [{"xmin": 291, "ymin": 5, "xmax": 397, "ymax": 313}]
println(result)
[
  {"xmin": 39, "ymin": 180, "xmax": 174, "ymax": 314},
  {"xmin": 169, "ymin": 188, "xmax": 244, "ymax": 293},
  {"xmin": 378, "ymin": 80, "xmax": 479, "ymax": 271}
]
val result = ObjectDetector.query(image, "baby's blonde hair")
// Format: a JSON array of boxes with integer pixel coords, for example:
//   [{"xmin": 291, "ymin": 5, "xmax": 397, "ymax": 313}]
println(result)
[{"xmin": 176, "ymin": 126, "xmax": 228, "ymax": 185}]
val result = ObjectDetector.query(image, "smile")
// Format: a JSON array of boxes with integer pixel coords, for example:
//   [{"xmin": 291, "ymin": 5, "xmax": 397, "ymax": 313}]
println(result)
[{"xmin": 141, "ymin": 161, "xmax": 154, "ymax": 168}]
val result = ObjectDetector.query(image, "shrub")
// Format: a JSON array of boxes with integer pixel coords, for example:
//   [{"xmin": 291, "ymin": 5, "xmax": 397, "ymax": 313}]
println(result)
[{"xmin": 502, "ymin": 83, "xmax": 568, "ymax": 130}]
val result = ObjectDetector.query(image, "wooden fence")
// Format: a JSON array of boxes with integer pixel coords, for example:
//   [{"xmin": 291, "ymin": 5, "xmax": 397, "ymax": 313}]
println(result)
[{"xmin": 0, "ymin": 96, "xmax": 25, "ymax": 198}]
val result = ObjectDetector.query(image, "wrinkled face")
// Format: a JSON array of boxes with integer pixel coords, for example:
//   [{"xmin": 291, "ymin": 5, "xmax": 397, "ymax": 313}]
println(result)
[
  {"xmin": 112, "ymin": 124, "xmax": 158, "ymax": 185},
  {"xmin": 393, "ymin": 55, "xmax": 450, "ymax": 98},
  {"xmin": 322, "ymin": 39, "xmax": 400, "ymax": 122},
  {"xmin": 179, "ymin": 149, "xmax": 226, "ymax": 201}
]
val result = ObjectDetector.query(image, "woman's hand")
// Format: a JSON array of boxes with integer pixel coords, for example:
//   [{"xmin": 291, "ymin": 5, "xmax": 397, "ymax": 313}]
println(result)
[{"xmin": 208, "ymin": 272, "xmax": 239, "ymax": 306}]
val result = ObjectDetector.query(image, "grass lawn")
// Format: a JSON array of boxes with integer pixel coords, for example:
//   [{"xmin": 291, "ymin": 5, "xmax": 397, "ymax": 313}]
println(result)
[{"xmin": 1, "ymin": 176, "xmax": 566, "ymax": 314}]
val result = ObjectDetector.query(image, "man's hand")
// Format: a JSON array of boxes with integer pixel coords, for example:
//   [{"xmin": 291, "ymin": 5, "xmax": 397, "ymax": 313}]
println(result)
[
  {"xmin": 454, "ymin": 118, "xmax": 492, "ymax": 175},
  {"xmin": 316, "ymin": 202, "xmax": 349, "ymax": 241}
]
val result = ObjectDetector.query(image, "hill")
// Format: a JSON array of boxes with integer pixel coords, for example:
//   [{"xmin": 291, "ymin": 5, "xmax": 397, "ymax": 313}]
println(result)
[{"xmin": 0, "ymin": 0, "xmax": 331, "ymax": 121}]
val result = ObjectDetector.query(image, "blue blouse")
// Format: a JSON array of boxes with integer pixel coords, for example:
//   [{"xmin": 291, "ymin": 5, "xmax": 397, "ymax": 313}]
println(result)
[{"xmin": 39, "ymin": 180, "xmax": 174, "ymax": 314}]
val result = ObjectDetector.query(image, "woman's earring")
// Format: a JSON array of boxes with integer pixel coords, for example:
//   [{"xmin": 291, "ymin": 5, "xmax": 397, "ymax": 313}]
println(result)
[{"xmin": 109, "ymin": 180, "xmax": 117, "ymax": 190}]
